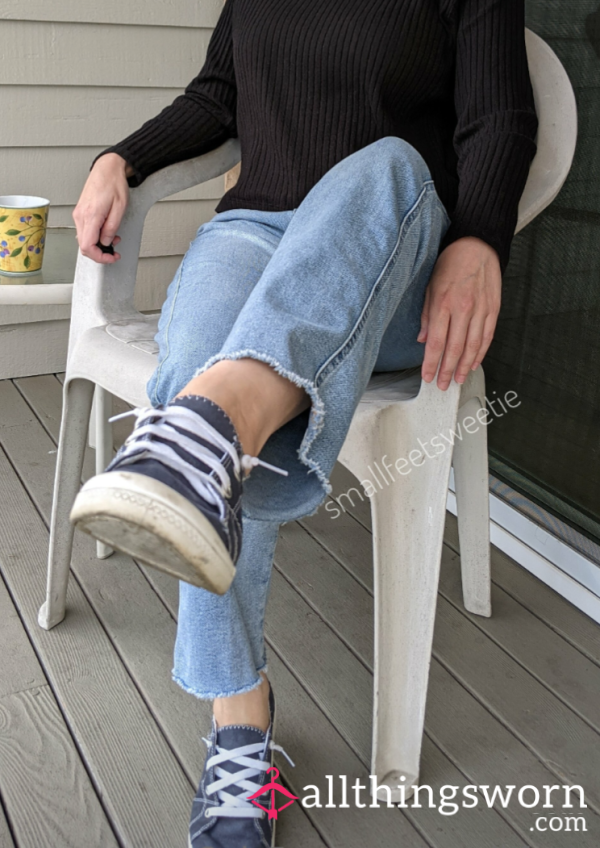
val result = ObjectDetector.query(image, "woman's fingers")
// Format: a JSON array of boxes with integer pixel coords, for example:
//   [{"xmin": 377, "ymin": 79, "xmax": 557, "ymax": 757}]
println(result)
[
  {"xmin": 436, "ymin": 308, "xmax": 473, "ymax": 390},
  {"xmin": 454, "ymin": 310, "xmax": 486, "ymax": 383},
  {"xmin": 77, "ymin": 212, "xmax": 111, "ymax": 263},
  {"xmin": 470, "ymin": 312, "xmax": 497, "ymax": 372},
  {"xmin": 99, "ymin": 201, "xmax": 125, "ymax": 248},
  {"xmin": 74, "ymin": 202, "xmax": 123, "ymax": 263},
  {"xmin": 421, "ymin": 306, "xmax": 450, "ymax": 384}
]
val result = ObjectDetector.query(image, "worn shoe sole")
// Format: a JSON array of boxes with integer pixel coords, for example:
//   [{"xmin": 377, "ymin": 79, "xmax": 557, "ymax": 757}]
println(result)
[{"xmin": 70, "ymin": 470, "xmax": 236, "ymax": 593}]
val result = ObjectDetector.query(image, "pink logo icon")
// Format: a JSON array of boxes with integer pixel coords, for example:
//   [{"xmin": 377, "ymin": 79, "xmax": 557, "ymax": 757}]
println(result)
[{"xmin": 248, "ymin": 767, "xmax": 299, "ymax": 820}]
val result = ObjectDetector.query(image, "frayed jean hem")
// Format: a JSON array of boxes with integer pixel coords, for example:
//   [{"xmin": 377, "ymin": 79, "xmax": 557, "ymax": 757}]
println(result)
[{"xmin": 172, "ymin": 662, "xmax": 269, "ymax": 701}]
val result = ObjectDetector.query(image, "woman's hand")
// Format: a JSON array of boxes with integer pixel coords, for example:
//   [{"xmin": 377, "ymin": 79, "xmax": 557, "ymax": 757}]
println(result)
[
  {"xmin": 418, "ymin": 236, "xmax": 501, "ymax": 390},
  {"xmin": 72, "ymin": 153, "xmax": 132, "ymax": 264}
]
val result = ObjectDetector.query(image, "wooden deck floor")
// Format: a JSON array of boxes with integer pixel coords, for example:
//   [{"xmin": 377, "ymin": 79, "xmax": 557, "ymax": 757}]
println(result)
[{"xmin": 0, "ymin": 373, "xmax": 599, "ymax": 847}]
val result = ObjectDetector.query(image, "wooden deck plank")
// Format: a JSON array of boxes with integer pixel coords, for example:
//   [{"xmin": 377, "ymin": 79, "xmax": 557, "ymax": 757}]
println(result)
[
  {"xmin": 267, "ymin": 569, "xmax": 373, "ymax": 760},
  {"xmin": 265, "ymin": 651, "xmax": 429, "ymax": 848},
  {"xmin": 266, "ymin": 650, "xmax": 529, "ymax": 848},
  {"xmin": 301, "ymin": 502, "xmax": 600, "ymax": 806},
  {"xmin": 331, "ymin": 462, "xmax": 600, "ymax": 665},
  {"xmin": 0, "ymin": 686, "xmax": 118, "ymax": 848},
  {"xmin": 0, "ymin": 569, "xmax": 118, "ymax": 846},
  {"xmin": 0, "ymin": 801, "xmax": 15, "ymax": 848},
  {"xmin": 0, "ymin": 575, "xmax": 47, "ymax": 700},
  {"xmin": 10, "ymin": 377, "xmax": 327, "ymax": 847},
  {"xmin": 276, "ymin": 522, "xmax": 373, "ymax": 665},
  {"xmin": 328, "ymin": 468, "xmax": 600, "ymax": 732},
  {"xmin": 1, "ymin": 577, "xmax": 118, "ymax": 847},
  {"xmin": 433, "ymin": 595, "xmax": 600, "ymax": 808},
  {"xmin": 439, "ymin": 543, "xmax": 600, "ymax": 734},
  {"xmin": 0, "ymin": 444, "xmax": 193, "ymax": 846},
  {"xmin": 425, "ymin": 661, "xmax": 600, "ymax": 845},
  {"xmin": 322, "ymin": 468, "xmax": 600, "ymax": 741},
  {"xmin": 277, "ymin": 521, "xmax": 600, "ymax": 842},
  {"xmin": 444, "ymin": 513, "xmax": 600, "ymax": 665}
]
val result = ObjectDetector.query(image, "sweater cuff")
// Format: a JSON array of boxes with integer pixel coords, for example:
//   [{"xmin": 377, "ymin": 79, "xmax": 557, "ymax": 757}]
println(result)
[
  {"xmin": 90, "ymin": 145, "xmax": 146, "ymax": 188},
  {"xmin": 438, "ymin": 130, "xmax": 537, "ymax": 276}
]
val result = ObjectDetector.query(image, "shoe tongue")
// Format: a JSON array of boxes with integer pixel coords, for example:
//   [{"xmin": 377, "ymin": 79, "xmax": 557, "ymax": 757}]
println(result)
[
  {"xmin": 215, "ymin": 725, "xmax": 268, "ymax": 797},
  {"xmin": 170, "ymin": 395, "xmax": 239, "ymax": 448}
]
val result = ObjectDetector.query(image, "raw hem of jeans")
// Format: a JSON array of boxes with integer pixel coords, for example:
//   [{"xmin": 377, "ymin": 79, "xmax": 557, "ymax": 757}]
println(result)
[
  {"xmin": 193, "ymin": 349, "xmax": 333, "ymax": 501},
  {"xmin": 172, "ymin": 662, "xmax": 268, "ymax": 701}
]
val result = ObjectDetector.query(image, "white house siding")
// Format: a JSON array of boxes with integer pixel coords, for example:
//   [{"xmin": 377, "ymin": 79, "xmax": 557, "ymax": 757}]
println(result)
[{"xmin": 0, "ymin": 1, "xmax": 230, "ymax": 311}]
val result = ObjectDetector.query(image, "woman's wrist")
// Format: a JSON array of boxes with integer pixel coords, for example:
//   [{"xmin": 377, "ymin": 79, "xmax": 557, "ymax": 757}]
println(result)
[{"xmin": 95, "ymin": 151, "xmax": 136, "ymax": 179}]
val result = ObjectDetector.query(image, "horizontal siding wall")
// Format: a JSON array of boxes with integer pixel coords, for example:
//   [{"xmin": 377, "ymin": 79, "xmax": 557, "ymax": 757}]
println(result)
[{"xmin": 0, "ymin": 1, "xmax": 229, "ymax": 310}]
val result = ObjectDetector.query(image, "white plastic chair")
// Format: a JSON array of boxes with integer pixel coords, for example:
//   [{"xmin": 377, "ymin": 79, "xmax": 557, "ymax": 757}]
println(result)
[{"xmin": 39, "ymin": 30, "xmax": 576, "ymax": 801}]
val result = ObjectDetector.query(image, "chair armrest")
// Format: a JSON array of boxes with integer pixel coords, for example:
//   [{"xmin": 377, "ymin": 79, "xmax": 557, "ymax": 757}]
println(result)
[{"xmin": 68, "ymin": 138, "xmax": 242, "ymax": 347}]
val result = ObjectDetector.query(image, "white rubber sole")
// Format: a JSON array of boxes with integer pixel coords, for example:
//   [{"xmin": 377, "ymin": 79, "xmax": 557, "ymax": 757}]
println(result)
[{"xmin": 70, "ymin": 470, "xmax": 236, "ymax": 593}]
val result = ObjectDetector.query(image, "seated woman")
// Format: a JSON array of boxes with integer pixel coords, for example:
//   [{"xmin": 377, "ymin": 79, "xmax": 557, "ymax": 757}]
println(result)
[{"xmin": 69, "ymin": 0, "xmax": 538, "ymax": 845}]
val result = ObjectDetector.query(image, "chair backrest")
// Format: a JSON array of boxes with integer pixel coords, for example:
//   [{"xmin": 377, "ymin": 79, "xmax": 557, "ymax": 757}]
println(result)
[{"xmin": 517, "ymin": 28, "xmax": 578, "ymax": 232}]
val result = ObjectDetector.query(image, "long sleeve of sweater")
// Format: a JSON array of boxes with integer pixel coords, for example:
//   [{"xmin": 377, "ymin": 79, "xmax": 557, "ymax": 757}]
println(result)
[
  {"xmin": 90, "ymin": 0, "xmax": 237, "ymax": 185},
  {"xmin": 437, "ymin": 0, "xmax": 539, "ymax": 274}
]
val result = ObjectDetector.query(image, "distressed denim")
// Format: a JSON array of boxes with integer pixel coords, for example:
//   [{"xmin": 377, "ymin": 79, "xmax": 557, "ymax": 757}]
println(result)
[{"xmin": 146, "ymin": 137, "xmax": 451, "ymax": 699}]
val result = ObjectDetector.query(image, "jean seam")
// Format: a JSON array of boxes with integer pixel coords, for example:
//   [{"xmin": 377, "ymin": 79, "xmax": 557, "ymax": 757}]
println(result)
[
  {"xmin": 315, "ymin": 180, "xmax": 436, "ymax": 387},
  {"xmin": 150, "ymin": 257, "xmax": 185, "ymax": 405}
]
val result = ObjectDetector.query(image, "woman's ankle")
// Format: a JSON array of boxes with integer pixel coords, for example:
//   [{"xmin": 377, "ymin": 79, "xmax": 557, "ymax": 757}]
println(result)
[
  {"xmin": 213, "ymin": 672, "xmax": 271, "ymax": 732},
  {"xmin": 175, "ymin": 358, "xmax": 309, "ymax": 457}
]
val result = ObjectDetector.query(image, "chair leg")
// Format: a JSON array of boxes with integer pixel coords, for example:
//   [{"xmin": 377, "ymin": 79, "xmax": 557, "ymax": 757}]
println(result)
[
  {"xmin": 453, "ymin": 367, "xmax": 492, "ymax": 617},
  {"xmin": 94, "ymin": 386, "xmax": 114, "ymax": 560},
  {"xmin": 38, "ymin": 377, "xmax": 95, "ymax": 630},
  {"xmin": 339, "ymin": 378, "xmax": 460, "ymax": 801}
]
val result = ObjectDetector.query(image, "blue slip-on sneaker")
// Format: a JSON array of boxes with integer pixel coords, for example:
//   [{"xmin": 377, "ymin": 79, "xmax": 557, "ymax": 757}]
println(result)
[
  {"xmin": 189, "ymin": 686, "xmax": 296, "ymax": 848},
  {"xmin": 70, "ymin": 395, "xmax": 287, "ymax": 593}
]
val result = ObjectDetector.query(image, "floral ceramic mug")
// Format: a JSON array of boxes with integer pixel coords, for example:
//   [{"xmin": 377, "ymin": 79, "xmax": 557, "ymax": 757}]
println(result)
[{"xmin": 0, "ymin": 195, "xmax": 50, "ymax": 276}]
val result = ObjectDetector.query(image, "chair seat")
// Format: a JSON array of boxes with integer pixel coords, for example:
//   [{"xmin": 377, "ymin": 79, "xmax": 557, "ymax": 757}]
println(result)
[
  {"xmin": 70, "ymin": 321, "xmax": 159, "ymax": 409},
  {"xmin": 106, "ymin": 313, "xmax": 160, "ymax": 355},
  {"xmin": 99, "ymin": 313, "xmax": 422, "ymax": 406},
  {"xmin": 361, "ymin": 367, "xmax": 422, "ymax": 404}
]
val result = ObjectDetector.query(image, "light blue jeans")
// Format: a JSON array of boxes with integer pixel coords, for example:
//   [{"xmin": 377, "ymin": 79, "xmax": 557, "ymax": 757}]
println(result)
[{"xmin": 146, "ymin": 137, "xmax": 451, "ymax": 699}]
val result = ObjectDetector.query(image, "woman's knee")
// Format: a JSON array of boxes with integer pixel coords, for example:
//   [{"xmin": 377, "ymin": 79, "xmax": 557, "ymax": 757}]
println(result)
[
  {"xmin": 329, "ymin": 135, "xmax": 435, "ymax": 224},
  {"xmin": 371, "ymin": 136, "xmax": 433, "ymax": 192}
]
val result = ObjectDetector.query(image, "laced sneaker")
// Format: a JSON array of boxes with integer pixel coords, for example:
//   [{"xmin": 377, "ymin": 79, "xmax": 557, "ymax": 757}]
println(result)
[
  {"xmin": 189, "ymin": 686, "xmax": 296, "ymax": 848},
  {"xmin": 70, "ymin": 395, "xmax": 287, "ymax": 593}
]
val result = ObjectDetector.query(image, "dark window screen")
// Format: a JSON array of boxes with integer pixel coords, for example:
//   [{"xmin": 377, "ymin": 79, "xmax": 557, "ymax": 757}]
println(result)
[{"xmin": 485, "ymin": 2, "xmax": 600, "ymax": 544}]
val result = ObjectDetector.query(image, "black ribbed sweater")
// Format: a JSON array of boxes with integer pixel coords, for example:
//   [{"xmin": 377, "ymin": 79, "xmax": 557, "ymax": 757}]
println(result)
[{"xmin": 93, "ymin": 0, "xmax": 539, "ymax": 275}]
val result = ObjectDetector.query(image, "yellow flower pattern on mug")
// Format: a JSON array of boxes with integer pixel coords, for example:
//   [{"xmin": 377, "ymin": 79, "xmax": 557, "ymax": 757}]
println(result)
[{"xmin": 0, "ymin": 205, "xmax": 49, "ymax": 273}]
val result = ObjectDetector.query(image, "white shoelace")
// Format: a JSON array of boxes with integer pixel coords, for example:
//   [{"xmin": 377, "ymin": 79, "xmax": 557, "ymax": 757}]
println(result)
[
  {"xmin": 199, "ymin": 736, "xmax": 295, "ymax": 820},
  {"xmin": 109, "ymin": 405, "xmax": 288, "ymax": 520}
]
